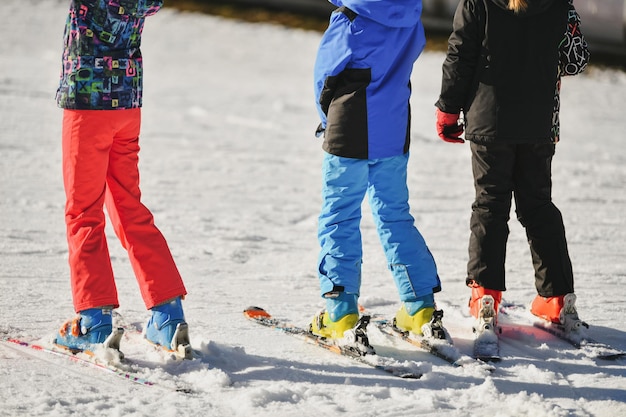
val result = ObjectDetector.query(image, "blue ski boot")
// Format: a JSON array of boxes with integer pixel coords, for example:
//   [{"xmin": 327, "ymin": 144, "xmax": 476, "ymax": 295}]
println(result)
[
  {"xmin": 145, "ymin": 297, "xmax": 192, "ymax": 359},
  {"xmin": 55, "ymin": 307, "xmax": 121, "ymax": 353}
]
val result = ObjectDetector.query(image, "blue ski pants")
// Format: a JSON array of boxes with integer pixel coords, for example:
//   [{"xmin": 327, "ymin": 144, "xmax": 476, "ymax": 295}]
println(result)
[{"xmin": 317, "ymin": 152, "xmax": 441, "ymax": 301}]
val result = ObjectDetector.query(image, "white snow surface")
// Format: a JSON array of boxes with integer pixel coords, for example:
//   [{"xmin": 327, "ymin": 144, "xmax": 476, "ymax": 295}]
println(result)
[{"xmin": 1, "ymin": 1, "xmax": 625, "ymax": 416}]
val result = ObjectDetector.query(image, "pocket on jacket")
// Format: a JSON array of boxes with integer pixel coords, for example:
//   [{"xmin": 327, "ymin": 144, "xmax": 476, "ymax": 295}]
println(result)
[{"xmin": 324, "ymin": 68, "xmax": 372, "ymax": 159}]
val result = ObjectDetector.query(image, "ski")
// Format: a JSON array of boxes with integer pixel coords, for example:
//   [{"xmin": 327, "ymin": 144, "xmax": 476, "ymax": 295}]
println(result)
[
  {"xmin": 2, "ymin": 333, "xmax": 197, "ymax": 393},
  {"xmin": 243, "ymin": 306, "xmax": 424, "ymax": 379},
  {"xmin": 500, "ymin": 302, "xmax": 625, "ymax": 360},
  {"xmin": 2, "ymin": 335, "xmax": 157, "ymax": 388},
  {"xmin": 367, "ymin": 311, "xmax": 493, "ymax": 369},
  {"xmin": 532, "ymin": 320, "xmax": 625, "ymax": 360},
  {"xmin": 471, "ymin": 295, "xmax": 502, "ymax": 362},
  {"xmin": 472, "ymin": 321, "xmax": 501, "ymax": 363}
]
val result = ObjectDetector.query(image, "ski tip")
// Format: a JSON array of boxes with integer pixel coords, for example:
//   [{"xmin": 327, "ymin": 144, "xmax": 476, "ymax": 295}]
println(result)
[
  {"xmin": 243, "ymin": 306, "xmax": 271, "ymax": 319},
  {"xmin": 475, "ymin": 355, "xmax": 502, "ymax": 363},
  {"xmin": 592, "ymin": 348, "xmax": 626, "ymax": 360},
  {"xmin": 598, "ymin": 352, "xmax": 626, "ymax": 360},
  {"xmin": 397, "ymin": 371, "xmax": 423, "ymax": 379}
]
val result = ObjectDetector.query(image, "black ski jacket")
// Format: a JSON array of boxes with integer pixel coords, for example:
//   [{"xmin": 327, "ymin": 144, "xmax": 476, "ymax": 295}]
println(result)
[{"xmin": 435, "ymin": 0, "xmax": 589, "ymax": 144}]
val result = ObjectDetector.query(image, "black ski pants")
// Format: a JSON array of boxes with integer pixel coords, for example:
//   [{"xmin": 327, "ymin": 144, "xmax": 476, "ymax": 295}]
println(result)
[{"xmin": 467, "ymin": 142, "xmax": 574, "ymax": 296}]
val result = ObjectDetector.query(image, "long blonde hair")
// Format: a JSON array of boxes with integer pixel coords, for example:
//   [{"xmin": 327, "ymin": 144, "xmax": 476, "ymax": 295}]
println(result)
[{"xmin": 508, "ymin": 0, "xmax": 528, "ymax": 13}]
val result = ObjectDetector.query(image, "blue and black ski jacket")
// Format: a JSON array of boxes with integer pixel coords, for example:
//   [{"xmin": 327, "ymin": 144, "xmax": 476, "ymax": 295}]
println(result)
[{"xmin": 314, "ymin": 0, "xmax": 427, "ymax": 159}]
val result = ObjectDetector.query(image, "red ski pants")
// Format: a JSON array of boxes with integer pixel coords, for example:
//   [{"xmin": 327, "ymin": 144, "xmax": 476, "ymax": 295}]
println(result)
[{"xmin": 62, "ymin": 109, "xmax": 187, "ymax": 312}]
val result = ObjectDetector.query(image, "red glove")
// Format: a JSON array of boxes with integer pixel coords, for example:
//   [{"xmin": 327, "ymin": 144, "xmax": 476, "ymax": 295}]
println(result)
[{"xmin": 436, "ymin": 109, "xmax": 464, "ymax": 143}]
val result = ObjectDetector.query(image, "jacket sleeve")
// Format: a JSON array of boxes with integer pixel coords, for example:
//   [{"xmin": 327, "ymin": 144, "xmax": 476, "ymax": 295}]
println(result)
[
  {"xmin": 559, "ymin": 0, "xmax": 589, "ymax": 76},
  {"xmin": 138, "ymin": 0, "xmax": 163, "ymax": 17},
  {"xmin": 435, "ymin": 0, "xmax": 484, "ymax": 114},
  {"xmin": 313, "ymin": 11, "xmax": 354, "ymax": 130}
]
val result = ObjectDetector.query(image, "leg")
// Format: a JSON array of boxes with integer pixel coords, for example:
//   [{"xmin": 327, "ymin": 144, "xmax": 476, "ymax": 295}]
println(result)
[
  {"xmin": 104, "ymin": 109, "xmax": 187, "ymax": 309},
  {"xmin": 312, "ymin": 153, "xmax": 366, "ymax": 338},
  {"xmin": 513, "ymin": 143, "xmax": 574, "ymax": 296},
  {"xmin": 317, "ymin": 152, "xmax": 368, "ymax": 296},
  {"xmin": 62, "ymin": 110, "xmax": 119, "ymax": 312},
  {"xmin": 367, "ymin": 153, "xmax": 441, "ymax": 301},
  {"xmin": 467, "ymin": 142, "xmax": 515, "ymax": 291}
]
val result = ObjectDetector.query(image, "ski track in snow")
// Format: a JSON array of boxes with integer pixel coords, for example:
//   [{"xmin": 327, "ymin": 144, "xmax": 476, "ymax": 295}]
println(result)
[{"xmin": 1, "ymin": 1, "xmax": 625, "ymax": 416}]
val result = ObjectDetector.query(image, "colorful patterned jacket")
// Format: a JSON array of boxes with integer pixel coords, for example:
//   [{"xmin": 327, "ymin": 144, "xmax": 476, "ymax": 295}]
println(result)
[{"xmin": 56, "ymin": 0, "xmax": 163, "ymax": 110}]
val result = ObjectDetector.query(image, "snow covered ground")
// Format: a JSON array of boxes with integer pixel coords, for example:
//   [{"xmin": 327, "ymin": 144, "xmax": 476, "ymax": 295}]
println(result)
[{"xmin": 1, "ymin": 1, "xmax": 625, "ymax": 416}]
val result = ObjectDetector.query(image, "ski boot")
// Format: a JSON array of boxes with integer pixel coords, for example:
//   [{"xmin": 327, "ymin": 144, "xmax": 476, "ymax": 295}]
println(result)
[
  {"xmin": 468, "ymin": 284, "xmax": 502, "ymax": 324},
  {"xmin": 145, "ymin": 297, "xmax": 192, "ymax": 359},
  {"xmin": 394, "ymin": 294, "xmax": 447, "ymax": 339},
  {"xmin": 310, "ymin": 291, "xmax": 374, "ymax": 355},
  {"xmin": 310, "ymin": 291, "xmax": 359, "ymax": 339},
  {"xmin": 531, "ymin": 293, "xmax": 588, "ymax": 333},
  {"xmin": 54, "ymin": 307, "xmax": 123, "ymax": 355}
]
